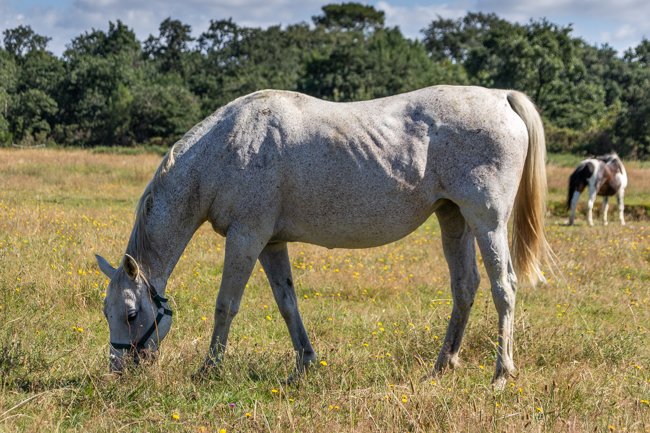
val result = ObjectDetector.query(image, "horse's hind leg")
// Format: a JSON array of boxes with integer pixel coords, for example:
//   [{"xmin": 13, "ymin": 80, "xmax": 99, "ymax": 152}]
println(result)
[
  {"xmin": 568, "ymin": 190, "xmax": 581, "ymax": 225},
  {"xmin": 473, "ymin": 224, "xmax": 517, "ymax": 390},
  {"xmin": 617, "ymin": 189, "xmax": 625, "ymax": 225},
  {"xmin": 602, "ymin": 196, "xmax": 609, "ymax": 225},
  {"xmin": 259, "ymin": 242, "xmax": 317, "ymax": 380},
  {"xmin": 587, "ymin": 186, "xmax": 598, "ymax": 226},
  {"xmin": 433, "ymin": 201, "xmax": 480, "ymax": 374}
]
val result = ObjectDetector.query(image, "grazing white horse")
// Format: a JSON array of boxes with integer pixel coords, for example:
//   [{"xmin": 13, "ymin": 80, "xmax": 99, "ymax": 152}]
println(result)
[
  {"xmin": 95, "ymin": 85, "xmax": 551, "ymax": 388},
  {"xmin": 567, "ymin": 153, "xmax": 628, "ymax": 226}
]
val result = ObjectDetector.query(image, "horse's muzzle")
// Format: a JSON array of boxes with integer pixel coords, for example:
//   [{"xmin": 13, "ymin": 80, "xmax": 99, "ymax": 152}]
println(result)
[{"xmin": 109, "ymin": 347, "xmax": 158, "ymax": 372}]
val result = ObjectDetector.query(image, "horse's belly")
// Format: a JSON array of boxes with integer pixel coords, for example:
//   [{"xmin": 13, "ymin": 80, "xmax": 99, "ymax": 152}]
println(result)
[{"xmin": 276, "ymin": 189, "xmax": 437, "ymax": 248}]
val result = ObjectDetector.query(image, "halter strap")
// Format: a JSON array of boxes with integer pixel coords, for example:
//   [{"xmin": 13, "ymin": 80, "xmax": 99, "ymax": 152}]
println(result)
[{"xmin": 110, "ymin": 281, "xmax": 173, "ymax": 351}]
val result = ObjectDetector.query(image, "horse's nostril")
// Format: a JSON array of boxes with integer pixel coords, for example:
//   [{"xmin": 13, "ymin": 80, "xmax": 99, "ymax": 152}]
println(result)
[
  {"xmin": 109, "ymin": 355, "xmax": 125, "ymax": 373},
  {"xmin": 137, "ymin": 348, "xmax": 158, "ymax": 362}
]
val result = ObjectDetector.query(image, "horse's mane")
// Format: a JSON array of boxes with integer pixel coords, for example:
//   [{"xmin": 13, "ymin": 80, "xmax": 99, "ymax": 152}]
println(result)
[
  {"xmin": 126, "ymin": 158, "xmax": 167, "ymax": 264},
  {"xmin": 126, "ymin": 111, "xmax": 222, "ymax": 263},
  {"xmin": 595, "ymin": 152, "xmax": 625, "ymax": 174},
  {"xmin": 595, "ymin": 152, "xmax": 619, "ymax": 163}
]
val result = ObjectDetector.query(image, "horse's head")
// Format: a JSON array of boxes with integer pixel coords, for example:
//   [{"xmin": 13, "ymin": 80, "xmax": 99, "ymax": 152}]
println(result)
[{"xmin": 95, "ymin": 254, "xmax": 173, "ymax": 372}]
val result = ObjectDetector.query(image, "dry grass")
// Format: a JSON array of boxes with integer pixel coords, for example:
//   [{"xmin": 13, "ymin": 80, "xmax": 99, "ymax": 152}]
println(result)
[{"xmin": 0, "ymin": 148, "xmax": 648, "ymax": 432}]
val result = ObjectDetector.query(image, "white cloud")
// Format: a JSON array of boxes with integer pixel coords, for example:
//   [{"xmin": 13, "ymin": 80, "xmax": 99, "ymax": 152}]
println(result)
[
  {"xmin": 474, "ymin": 0, "xmax": 650, "ymax": 51},
  {"xmin": 0, "ymin": 0, "xmax": 327, "ymax": 55},
  {"xmin": 377, "ymin": 1, "xmax": 468, "ymax": 38}
]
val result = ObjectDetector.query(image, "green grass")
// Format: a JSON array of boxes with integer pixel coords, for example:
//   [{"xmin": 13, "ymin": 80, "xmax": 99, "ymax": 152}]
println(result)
[
  {"xmin": 547, "ymin": 152, "xmax": 650, "ymax": 169},
  {"xmin": 89, "ymin": 145, "xmax": 169, "ymax": 156},
  {"xmin": 1, "ymin": 149, "xmax": 649, "ymax": 432}
]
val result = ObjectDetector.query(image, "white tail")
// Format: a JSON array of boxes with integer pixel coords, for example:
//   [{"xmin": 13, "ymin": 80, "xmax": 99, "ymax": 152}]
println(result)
[{"xmin": 507, "ymin": 91, "xmax": 552, "ymax": 285}]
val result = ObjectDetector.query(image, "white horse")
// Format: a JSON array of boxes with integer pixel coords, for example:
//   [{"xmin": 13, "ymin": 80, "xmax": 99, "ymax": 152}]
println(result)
[
  {"xmin": 95, "ymin": 85, "xmax": 551, "ymax": 388},
  {"xmin": 567, "ymin": 153, "xmax": 628, "ymax": 226}
]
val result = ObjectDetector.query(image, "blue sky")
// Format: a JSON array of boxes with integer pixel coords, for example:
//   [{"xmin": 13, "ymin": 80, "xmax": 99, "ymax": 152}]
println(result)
[{"xmin": 1, "ymin": 0, "xmax": 648, "ymax": 56}]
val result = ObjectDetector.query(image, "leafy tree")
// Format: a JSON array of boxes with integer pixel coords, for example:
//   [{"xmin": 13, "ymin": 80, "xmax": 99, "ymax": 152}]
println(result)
[
  {"xmin": 1, "ymin": 26, "xmax": 61, "ymax": 145},
  {"xmin": 303, "ymin": 5, "xmax": 449, "ymax": 101},
  {"xmin": 18, "ymin": 49, "xmax": 64, "ymax": 95},
  {"xmin": 65, "ymin": 20, "xmax": 140, "ymax": 58},
  {"xmin": 9, "ymin": 88, "xmax": 58, "ymax": 143},
  {"xmin": 130, "ymin": 79, "xmax": 201, "ymax": 145},
  {"xmin": 144, "ymin": 18, "xmax": 194, "ymax": 76},
  {"xmin": 2, "ymin": 25, "xmax": 50, "ymax": 60},
  {"xmin": 0, "ymin": 10, "xmax": 647, "ymax": 158},
  {"xmin": 59, "ymin": 23, "xmax": 143, "ymax": 146},
  {"xmin": 313, "ymin": 2, "xmax": 385, "ymax": 32},
  {"xmin": 194, "ymin": 20, "xmax": 310, "ymax": 110},
  {"xmin": 610, "ymin": 39, "xmax": 650, "ymax": 158},
  {"xmin": 300, "ymin": 29, "xmax": 369, "ymax": 101},
  {"xmin": 0, "ymin": 49, "xmax": 17, "ymax": 145},
  {"xmin": 423, "ymin": 13, "xmax": 508, "ymax": 63}
]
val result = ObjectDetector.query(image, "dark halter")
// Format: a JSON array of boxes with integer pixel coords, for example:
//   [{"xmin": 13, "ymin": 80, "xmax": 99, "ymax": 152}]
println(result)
[{"xmin": 110, "ymin": 280, "xmax": 173, "ymax": 351}]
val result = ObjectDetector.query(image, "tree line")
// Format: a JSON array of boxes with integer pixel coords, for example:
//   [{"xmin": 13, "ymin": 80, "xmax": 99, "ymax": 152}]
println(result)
[{"xmin": 1, "ymin": 3, "xmax": 649, "ymax": 158}]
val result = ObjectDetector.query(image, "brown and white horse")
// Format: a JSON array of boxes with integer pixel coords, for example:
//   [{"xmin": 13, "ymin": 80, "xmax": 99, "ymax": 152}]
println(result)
[{"xmin": 567, "ymin": 153, "xmax": 628, "ymax": 226}]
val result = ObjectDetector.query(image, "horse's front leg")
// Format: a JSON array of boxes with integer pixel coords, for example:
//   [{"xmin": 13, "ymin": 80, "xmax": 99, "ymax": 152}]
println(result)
[
  {"xmin": 201, "ymin": 226, "xmax": 268, "ymax": 371},
  {"xmin": 259, "ymin": 242, "xmax": 317, "ymax": 381},
  {"xmin": 617, "ymin": 189, "xmax": 625, "ymax": 225}
]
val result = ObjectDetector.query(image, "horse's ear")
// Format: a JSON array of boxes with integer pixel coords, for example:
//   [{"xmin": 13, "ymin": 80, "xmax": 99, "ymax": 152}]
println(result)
[
  {"xmin": 95, "ymin": 254, "xmax": 116, "ymax": 279},
  {"xmin": 123, "ymin": 254, "xmax": 140, "ymax": 280}
]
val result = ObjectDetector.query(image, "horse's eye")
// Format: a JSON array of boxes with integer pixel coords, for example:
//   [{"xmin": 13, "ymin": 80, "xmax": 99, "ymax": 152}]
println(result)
[{"xmin": 127, "ymin": 309, "xmax": 138, "ymax": 322}]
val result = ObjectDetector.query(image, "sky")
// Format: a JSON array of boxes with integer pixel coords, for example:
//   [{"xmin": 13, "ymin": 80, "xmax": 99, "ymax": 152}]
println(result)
[{"xmin": 1, "ymin": 0, "xmax": 649, "ymax": 57}]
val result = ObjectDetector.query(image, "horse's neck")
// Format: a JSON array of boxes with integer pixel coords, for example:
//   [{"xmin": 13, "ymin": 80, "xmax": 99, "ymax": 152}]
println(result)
[
  {"xmin": 127, "ymin": 174, "xmax": 205, "ymax": 294},
  {"xmin": 607, "ymin": 157, "xmax": 625, "ymax": 175}
]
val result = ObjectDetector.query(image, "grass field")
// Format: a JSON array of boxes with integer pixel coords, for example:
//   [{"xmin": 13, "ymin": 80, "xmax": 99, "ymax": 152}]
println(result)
[{"xmin": 0, "ymin": 148, "xmax": 649, "ymax": 432}]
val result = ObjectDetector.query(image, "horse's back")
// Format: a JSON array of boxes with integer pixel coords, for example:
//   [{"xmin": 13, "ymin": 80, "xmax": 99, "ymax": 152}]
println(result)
[{"xmin": 205, "ymin": 86, "xmax": 530, "ymax": 247}]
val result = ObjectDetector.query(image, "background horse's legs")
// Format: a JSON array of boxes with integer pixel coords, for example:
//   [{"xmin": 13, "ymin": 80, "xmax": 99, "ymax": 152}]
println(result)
[
  {"xmin": 259, "ymin": 242, "xmax": 317, "ymax": 379},
  {"xmin": 202, "ymin": 226, "xmax": 268, "ymax": 370},
  {"xmin": 433, "ymin": 201, "xmax": 480, "ymax": 374},
  {"xmin": 617, "ymin": 189, "xmax": 625, "ymax": 225},
  {"xmin": 602, "ymin": 196, "xmax": 609, "ymax": 225},
  {"xmin": 474, "ymin": 225, "xmax": 517, "ymax": 390},
  {"xmin": 569, "ymin": 190, "xmax": 581, "ymax": 225},
  {"xmin": 587, "ymin": 187, "xmax": 598, "ymax": 226}
]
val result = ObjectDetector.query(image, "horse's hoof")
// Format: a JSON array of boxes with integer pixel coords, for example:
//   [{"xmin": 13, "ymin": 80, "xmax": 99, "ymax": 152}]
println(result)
[
  {"xmin": 285, "ymin": 359, "xmax": 317, "ymax": 385},
  {"xmin": 434, "ymin": 352, "xmax": 459, "ymax": 374},
  {"xmin": 285, "ymin": 371, "xmax": 303, "ymax": 386},
  {"xmin": 491, "ymin": 376, "xmax": 507, "ymax": 391},
  {"xmin": 420, "ymin": 371, "xmax": 440, "ymax": 383},
  {"xmin": 192, "ymin": 361, "xmax": 222, "ymax": 381}
]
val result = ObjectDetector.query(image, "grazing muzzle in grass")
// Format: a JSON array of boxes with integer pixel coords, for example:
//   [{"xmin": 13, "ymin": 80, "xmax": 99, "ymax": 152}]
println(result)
[
  {"xmin": 109, "ymin": 334, "xmax": 166, "ymax": 372},
  {"xmin": 96, "ymin": 253, "xmax": 173, "ymax": 373},
  {"xmin": 108, "ymin": 295, "xmax": 173, "ymax": 372}
]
